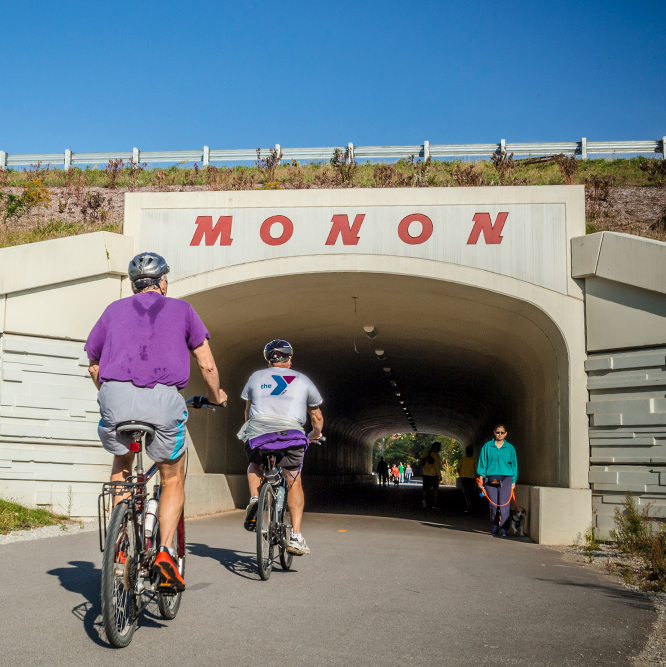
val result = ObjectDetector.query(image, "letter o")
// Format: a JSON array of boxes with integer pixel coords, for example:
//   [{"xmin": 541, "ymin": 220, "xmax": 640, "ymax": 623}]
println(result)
[
  {"xmin": 260, "ymin": 215, "xmax": 293, "ymax": 246},
  {"xmin": 398, "ymin": 214, "xmax": 433, "ymax": 245}
]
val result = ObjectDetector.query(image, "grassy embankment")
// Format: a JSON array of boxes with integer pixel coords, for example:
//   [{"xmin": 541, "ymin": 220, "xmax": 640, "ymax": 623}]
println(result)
[
  {"xmin": 0, "ymin": 154, "xmax": 665, "ymax": 248},
  {"xmin": 0, "ymin": 498, "xmax": 69, "ymax": 534}
]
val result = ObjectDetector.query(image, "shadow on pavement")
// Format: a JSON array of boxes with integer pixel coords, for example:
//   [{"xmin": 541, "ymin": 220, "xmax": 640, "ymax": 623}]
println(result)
[
  {"xmin": 307, "ymin": 482, "xmax": 504, "ymax": 535},
  {"xmin": 537, "ymin": 577, "xmax": 655, "ymax": 610},
  {"xmin": 47, "ymin": 560, "xmax": 170, "ymax": 647},
  {"xmin": 187, "ymin": 542, "xmax": 297, "ymax": 580}
]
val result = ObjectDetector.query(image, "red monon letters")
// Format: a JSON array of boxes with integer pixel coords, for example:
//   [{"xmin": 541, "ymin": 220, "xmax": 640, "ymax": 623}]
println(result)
[
  {"xmin": 466, "ymin": 213, "xmax": 508, "ymax": 245},
  {"xmin": 325, "ymin": 214, "xmax": 366, "ymax": 245},
  {"xmin": 190, "ymin": 216, "xmax": 233, "ymax": 246}
]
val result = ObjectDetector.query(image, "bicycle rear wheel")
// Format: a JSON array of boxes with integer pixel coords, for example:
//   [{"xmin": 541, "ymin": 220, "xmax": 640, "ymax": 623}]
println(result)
[
  {"xmin": 279, "ymin": 499, "xmax": 294, "ymax": 571},
  {"xmin": 256, "ymin": 483, "xmax": 275, "ymax": 580},
  {"xmin": 101, "ymin": 502, "xmax": 138, "ymax": 648},
  {"xmin": 157, "ymin": 511, "xmax": 186, "ymax": 620}
]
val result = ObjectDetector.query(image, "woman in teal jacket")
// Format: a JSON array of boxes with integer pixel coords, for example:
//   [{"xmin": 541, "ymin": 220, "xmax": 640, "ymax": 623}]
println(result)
[{"xmin": 477, "ymin": 424, "xmax": 518, "ymax": 537}]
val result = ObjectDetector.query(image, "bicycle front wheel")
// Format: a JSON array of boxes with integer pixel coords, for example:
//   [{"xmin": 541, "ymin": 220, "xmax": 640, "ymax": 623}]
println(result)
[
  {"xmin": 101, "ymin": 502, "xmax": 138, "ymax": 648},
  {"xmin": 157, "ymin": 511, "xmax": 186, "ymax": 620},
  {"xmin": 256, "ymin": 483, "xmax": 275, "ymax": 580}
]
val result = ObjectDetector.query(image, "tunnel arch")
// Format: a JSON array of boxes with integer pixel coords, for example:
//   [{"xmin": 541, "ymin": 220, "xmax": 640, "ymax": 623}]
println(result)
[{"xmin": 174, "ymin": 254, "xmax": 580, "ymax": 491}]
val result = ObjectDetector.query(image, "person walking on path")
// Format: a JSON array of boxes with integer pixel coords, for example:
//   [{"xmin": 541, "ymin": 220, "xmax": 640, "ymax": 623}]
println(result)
[
  {"xmin": 456, "ymin": 445, "xmax": 478, "ymax": 510},
  {"xmin": 377, "ymin": 457, "xmax": 389, "ymax": 487},
  {"xmin": 477, "ymin": 424, "xmax": 518, "ymax": 537},
  {"xmin": 421, "ymin": 442, "xmax": 442, "ymax": 508},
  {"xmin": 405, "ymin": 464, "xmax": 413, "ymax": 483},
  {"xmin": 391, "ymin": 464, "xmax": 400, "ymax": 486},
  {"xmin": 398, "ymin": 462, "xmax": 405, "ymax": 483}
]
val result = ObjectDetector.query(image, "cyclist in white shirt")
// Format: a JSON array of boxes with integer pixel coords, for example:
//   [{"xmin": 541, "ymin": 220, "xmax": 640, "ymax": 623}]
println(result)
[{"xmin": 238, "ymin": 340, "xmax": 323, "ymax": 555}]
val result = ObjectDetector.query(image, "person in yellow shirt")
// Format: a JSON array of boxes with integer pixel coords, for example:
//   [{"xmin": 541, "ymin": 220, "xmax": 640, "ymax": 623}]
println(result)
[
  {"xmin": 420, "ymin": 442, "xmax": 442, "ymax": 509},
  {"xmin": 456, "ymin": 445, "xmax": 478, "ymax": 510}
]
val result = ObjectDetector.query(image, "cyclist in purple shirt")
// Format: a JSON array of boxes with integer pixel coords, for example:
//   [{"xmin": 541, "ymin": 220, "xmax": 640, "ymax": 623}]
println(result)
[{"xmin": 85, "ymin": 252, "xmax": 227, "ymax": 591}]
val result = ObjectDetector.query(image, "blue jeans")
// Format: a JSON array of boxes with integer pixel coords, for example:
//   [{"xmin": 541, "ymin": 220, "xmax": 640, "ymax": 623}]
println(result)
[{"xmin": 485, "ymin": 475, "xmax": 512, "ymax": 530}]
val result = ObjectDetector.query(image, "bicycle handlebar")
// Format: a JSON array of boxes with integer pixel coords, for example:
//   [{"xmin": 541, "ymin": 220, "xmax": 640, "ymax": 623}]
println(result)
[{"xmin": 186, "ymin": 396, "xmax": 227, "ymax": 410}]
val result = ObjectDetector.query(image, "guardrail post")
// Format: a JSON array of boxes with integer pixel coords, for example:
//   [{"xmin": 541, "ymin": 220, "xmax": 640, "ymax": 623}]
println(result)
[
  {"xmin": 133, "ymin": 147, "xmax": 140, "ymax": 164},
  {"xmin": 662, "ymin": 137, "xmax": 666, "ymax": 161},
  {"xmin": 348, "ymin": 142, "xmax": 354, "ymax": 163},
  {"xmin": 275, "ymin": 144, "xmax": 281, "ymax": 163},
  {"xmin": 500, "ymin": 138, "xmax": 506, "ymax": 155},
  {"xmin": 203, "ymin": 146, "xmax": 210, "ymax": 166},
  {"xmin": 0, "ymin": 151, "xmax": 6, "ymax": 170},
  {"xmin": 423, "ymin": 140, "xmax": 430, "ymax": 160},
  {"xmin": 64, "ymin": 149, "xmax": 72, "ymax": 170},
  {"xmin": 581, "ymin": 138, "xmax": 587, "ymax": 160}
]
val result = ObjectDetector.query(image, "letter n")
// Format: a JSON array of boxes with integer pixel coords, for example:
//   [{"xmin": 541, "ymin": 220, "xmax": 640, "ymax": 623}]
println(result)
[
  {"xmin": 190, "ymin": 216, "xmax": 233, "ymax": 246},
  {"xmin": 466, "ymin": 212, "xmax": 508, "ymax": 245},
  {"xmin": 325, "ymin": 214, "xmax": 365, "ymax": 245}
]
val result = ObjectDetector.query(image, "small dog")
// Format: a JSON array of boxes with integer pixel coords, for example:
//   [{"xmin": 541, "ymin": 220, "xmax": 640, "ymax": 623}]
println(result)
[{"xmin": 509, "ymin": 506, "xmax": 527, "ymax": 536}]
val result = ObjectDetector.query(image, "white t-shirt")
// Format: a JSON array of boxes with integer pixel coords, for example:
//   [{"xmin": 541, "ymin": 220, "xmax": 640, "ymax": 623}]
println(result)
[{"xmin": 241, "ymin": 367, "xmax": 323, "ymax": 425}]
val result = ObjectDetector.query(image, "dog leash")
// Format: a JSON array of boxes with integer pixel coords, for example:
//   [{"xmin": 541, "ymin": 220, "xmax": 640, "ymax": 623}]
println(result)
[{"xmin": 476, "ymin": 477, "xmax": 516, "ymax": 508}]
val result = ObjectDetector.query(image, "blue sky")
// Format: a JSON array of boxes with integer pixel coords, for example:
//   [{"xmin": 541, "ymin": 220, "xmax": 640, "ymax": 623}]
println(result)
[{"xmin": 1, "ymin": 1, "xmax": 664, "ymax": 154}]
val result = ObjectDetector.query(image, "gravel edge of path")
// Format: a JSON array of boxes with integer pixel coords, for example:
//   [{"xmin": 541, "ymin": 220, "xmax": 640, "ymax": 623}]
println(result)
[{"xmin": 0, "ymin": 520, "xmax": 97, "ymax": 545}]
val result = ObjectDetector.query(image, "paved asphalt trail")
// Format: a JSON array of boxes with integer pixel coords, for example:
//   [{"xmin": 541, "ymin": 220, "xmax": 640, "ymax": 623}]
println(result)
[{"xmin": 0, "ymin": 486, "xmax": 656, "ymax": 666}]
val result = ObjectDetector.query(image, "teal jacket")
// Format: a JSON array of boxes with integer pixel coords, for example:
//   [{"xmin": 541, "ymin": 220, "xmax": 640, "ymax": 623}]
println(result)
[{"xmin": 476, "ymin": 440, "xmax": 518, "ymax": 484}]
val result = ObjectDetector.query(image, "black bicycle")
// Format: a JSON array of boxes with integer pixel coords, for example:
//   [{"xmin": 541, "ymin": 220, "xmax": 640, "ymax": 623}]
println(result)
[
  {"xmin": 255, "ymin": 436, "xmax": 324, "ymax": 581},
  {"xmin": 97, "ymin": 395, "xmax": 221, "ymax": 648}
]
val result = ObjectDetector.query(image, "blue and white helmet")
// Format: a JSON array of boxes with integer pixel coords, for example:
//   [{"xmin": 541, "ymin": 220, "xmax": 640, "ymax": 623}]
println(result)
[{"xmin": 263, "ymin": 339, "xmax": 293, "ymax": 363}]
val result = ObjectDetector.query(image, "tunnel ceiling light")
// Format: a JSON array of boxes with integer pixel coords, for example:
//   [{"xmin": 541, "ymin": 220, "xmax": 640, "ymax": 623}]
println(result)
[
  {"xmin": 399, "ymin": 399, "xmax": 404, "ymax": 404},
  {"xmin": 390, "ymin": 380, "xmax": 397, "ymax": 387},
  {"xmin": 374, "ymin": 349, "xmax": 386, "ymax": 360},
  {"xmin": 383, "ymin": 367, "xmax": 391, "ymax": 374},
  {"xmin": 395, "ymin": 391, "xmax": 401, "ymax": 397},
  {"xmin": 363, "ymin": 325, "xmax": 378, "ymax": 339}
]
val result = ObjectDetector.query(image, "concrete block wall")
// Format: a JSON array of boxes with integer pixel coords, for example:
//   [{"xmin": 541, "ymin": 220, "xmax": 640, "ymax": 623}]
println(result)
[
  {"xmin": 0, "ymin": 332, "xmax": 109, "ymax": 516},
  {"xmin": 586, "ymin": 347, "xmax": 666, "ymax": 534}
]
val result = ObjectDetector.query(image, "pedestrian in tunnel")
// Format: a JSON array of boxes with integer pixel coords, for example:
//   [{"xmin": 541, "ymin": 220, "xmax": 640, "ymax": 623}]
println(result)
[
  {"xmin": 421, "ymin": 442, "xmax": 442, "ymax": 509},
  {"xmin": 398, "ymin": 462, "xmax": 405, "ymax": 483},
  {"xmin": 477, "ymin": 424, "xmax": 518, "ymax": 537},
  {"xmin": 405, "ymin": 464, "xmax": 413, "ymax": 483},
  {"xmin": 457, "ymin": 445, "xmax": 478, "ymax": 510},
  {"xmin": 391, "ymin": 464, "xmax": 400, "ymax": 486},
  {"xmin": 377, "ymin": 457, "xmax": 389, "ymax": 487}
]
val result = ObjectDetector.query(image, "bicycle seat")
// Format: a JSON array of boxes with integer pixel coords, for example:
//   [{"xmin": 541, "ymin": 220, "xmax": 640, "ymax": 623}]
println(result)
[{"xmin": 116, "ymin": 421, "xmax": 156, "ymax": 442}]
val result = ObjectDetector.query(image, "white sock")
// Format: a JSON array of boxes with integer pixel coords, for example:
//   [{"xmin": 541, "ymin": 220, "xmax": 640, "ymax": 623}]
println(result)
[
  {"xmin": 167, "ymin": 547, "xmax": 176, "ymax": 558},
  {"xmin": 250, "ymin": 496, "xmax": 258, "ymax": 502},
  {"xmin": 292, "ymin": 532, "xmax": 302, "ymax": 540}
]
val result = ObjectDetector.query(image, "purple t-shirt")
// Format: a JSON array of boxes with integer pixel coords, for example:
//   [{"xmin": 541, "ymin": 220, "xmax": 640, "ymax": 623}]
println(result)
[{"xmin": 84, "ymin": 291, "xmax": 210, "ymax": 389}]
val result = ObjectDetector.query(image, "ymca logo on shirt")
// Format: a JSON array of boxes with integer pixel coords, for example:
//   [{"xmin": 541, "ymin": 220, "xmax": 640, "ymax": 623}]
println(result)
[{"xmin": 259, "ymin": 375, "xmax": 296, "ymax": 396}]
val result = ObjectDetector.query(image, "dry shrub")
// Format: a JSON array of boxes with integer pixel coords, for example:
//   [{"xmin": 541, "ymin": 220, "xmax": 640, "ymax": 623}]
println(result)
[
  {"xmin": 182, "ymin": 164, "xmax": 199, "ymax": 187},
  {"xmin": 104, "ymin": 159, "xmax": 124, "ymax": 189},
  {"xmin": 331, "ymin": 148, "xmax": 357, "ymax": 186},
  {"xmin": 491, "ymin": 151, "xmax": 527, "ymax": 185},
  {"xmin": 4, "ymin": 178, "xmax": 51, "ymax": 222},
  {"xmin": 127, "ymin": 161, "xmax": 146, "ymax": 192},
  {"xmin": 81, "ymin": 191, "xmax": 109, "ymax": 223},
  {"xmin": 554, "ymin": 154, "xmax": 579, "ymax": 185},
  {"xmin": 0, "ymin": 169, "xmax": 9, "ymax": 187},
  {"xmin": 451, "ymin": 162, "xmax": 488, "ymax": 186},
  {"xmin": 373, "ymin": 164, "xmax": 397, "ymax": 187},
  {"xmin": 313, "ymin": 166, "xmax": 337, "ymax": 188},
  {"xmin": 155, "ymin": 170, "xmax": 168, "ymax": 192},
  {"xmin": 584, "ymin": 174, "xmax": 614, "ymax": 219},
  {"xmin": 256, "ymin": 148, "xmax": 283, "ymax": 183},
  {"xmin": 205, "ymin": 165, "xmax": 220, "ymax": 191},
  {"xmin": 227, "ymin": 167, "xmax": 254, "ymax": 191},
  {"xmin": 283, "ymin": 160, "xmax": 307, "ymax": 188}
]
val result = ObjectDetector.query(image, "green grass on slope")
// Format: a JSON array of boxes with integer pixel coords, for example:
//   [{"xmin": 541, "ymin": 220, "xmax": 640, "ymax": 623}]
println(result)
[{"xmin": 0, "ymin": 498, "xmax": 69, "ymax": 534}]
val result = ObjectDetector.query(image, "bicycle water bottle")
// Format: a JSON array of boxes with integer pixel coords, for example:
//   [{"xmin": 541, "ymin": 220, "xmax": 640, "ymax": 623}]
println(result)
[
  {"xmin": 144, "ymin": 498, "xmax": 159, "ymax": 537},
  {"xmin": 276, "ymin": 487, "xmax": 285, "ymax": 512}
]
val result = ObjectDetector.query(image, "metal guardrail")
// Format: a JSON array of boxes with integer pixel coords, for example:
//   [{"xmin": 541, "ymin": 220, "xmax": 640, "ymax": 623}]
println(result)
[{"xmin": 0, "ymin": 137, "xmax": 663, "ymax": 169}]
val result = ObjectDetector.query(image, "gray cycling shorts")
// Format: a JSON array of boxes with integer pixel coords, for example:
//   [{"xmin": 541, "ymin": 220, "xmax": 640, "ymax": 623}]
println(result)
[{"xmin": 97, "ymin": 381, "xmax": 189, "ymax": 463}]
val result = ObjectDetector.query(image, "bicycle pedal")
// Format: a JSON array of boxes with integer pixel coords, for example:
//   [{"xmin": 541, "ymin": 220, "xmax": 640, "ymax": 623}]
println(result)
[{"xmin": 157, "ymin": 583, "xmax": 179, "ymax": 596}]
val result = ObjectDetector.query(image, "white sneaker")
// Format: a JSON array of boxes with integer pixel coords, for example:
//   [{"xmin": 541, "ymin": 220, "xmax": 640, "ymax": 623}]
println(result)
[{"xmin": 286, "ymin": 534, "xmax": 310, "ymax": 555}]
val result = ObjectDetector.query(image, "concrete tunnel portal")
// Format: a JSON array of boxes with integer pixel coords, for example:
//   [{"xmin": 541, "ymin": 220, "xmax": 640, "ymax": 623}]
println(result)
[{"xmin": 182, "ymin": 270, "xmax": 570, "ymax": 495}]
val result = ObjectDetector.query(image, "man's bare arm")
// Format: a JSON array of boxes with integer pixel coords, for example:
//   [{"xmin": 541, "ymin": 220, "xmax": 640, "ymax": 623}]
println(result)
[
  {"xmin": 88, "ymin": 360, "xmax": 101, "ymax": 390},
  {"xmin": 191, "ymin": 339, "xmax": 227, "ymax": 405},
  {"xmin": 307, "ymin": 406, "xmax": 324, "ymax": 441}
]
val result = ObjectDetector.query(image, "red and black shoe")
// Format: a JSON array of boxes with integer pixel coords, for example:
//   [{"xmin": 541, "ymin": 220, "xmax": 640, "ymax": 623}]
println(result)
[{"xmin": 152, "ymin": 547, "xmax": 186, "ymax": 593}]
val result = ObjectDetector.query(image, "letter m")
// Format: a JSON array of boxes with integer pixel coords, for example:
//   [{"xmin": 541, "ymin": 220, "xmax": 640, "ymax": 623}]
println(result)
[
  {"xmin": 190, "ymin": 216, "xmax": 233, "ymax": 246},
  {"xmin": 325, "ymin": 214, "xmax": 365, "ymax": 245},
  {"xmin": 466, "ymin": 212, "xmax": 508, "ymax": 245}
]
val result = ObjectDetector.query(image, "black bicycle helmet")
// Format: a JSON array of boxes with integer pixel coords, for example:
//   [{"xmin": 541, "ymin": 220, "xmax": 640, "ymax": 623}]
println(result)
[
  {"xmin": 128, "ymin": 252, "xmax": 170, "ymax": 292},
  {"xmin": 264, "ymin": 339, "xmax": 293, "ymax": 363}
]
